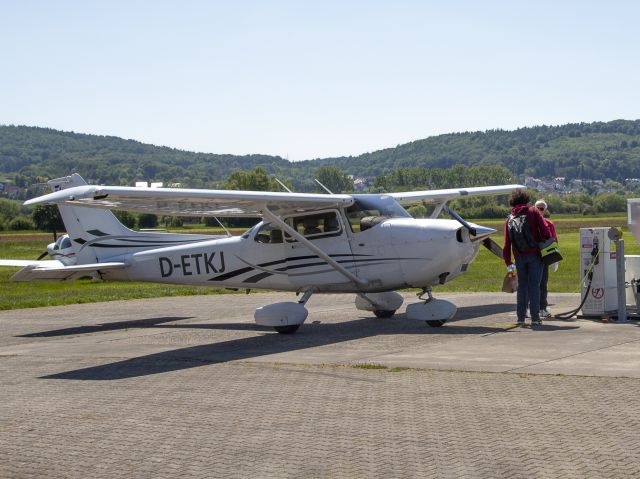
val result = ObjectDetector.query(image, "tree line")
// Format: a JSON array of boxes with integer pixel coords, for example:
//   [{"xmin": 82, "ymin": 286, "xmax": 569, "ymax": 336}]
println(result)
[{"xmin": 0, "ymin": 164, "xmax": 634, "ymax": 232}]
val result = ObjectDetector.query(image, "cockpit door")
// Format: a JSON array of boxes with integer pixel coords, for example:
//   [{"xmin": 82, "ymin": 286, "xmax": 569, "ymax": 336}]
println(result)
[
  {"xmin": 343, "ymin": 197, "xmax": 406, "ymax": 288},
  {"xmin": 280, "ymin": 210, "xmax": 355, "ymax": 290}
]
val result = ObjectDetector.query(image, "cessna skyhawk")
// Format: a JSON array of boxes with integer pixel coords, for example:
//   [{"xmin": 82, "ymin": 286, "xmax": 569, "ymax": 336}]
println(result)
[{"xmin": 0, "ymin": 174, "xmax": 521, "ymax": 333}]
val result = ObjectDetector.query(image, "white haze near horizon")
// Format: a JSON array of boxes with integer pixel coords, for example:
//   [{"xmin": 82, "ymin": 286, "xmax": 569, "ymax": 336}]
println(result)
[{"xmin": 1, "ymin": 1, "xmax": 639, "ymax": 161}]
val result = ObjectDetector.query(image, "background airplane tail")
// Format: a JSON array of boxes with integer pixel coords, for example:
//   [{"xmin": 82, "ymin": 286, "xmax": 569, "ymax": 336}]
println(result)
[{"xmin": 49, "ymin": 173, "xmax": 135, "ymax": 239}]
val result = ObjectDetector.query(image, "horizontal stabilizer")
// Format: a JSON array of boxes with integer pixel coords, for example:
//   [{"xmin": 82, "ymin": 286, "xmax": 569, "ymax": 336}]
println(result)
[
  {"xmin": 0, "ymin": 259, "xmax": 64, "ymax": 268},
  {"xmin": 4, "ymin": 261, "xmax": 127, "ymax": 282}
]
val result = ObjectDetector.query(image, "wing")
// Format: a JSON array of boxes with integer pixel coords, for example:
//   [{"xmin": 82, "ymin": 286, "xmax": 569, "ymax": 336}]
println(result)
[
  {"xmin": 1, "ymin": 260, "xmax": 127, "ymax": 282},
  {"xmin": 389, "ymin": 184, "xmax": 524, "ymax": 205},
  {"xmin": 25, "ymin": 185, "xmax": 354, "ymax": 217}
]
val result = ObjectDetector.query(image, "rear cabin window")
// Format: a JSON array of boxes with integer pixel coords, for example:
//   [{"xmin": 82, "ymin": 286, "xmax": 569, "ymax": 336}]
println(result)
[{"xmin": 284, "ymin": 212, "xmax": 341, "ymax": 241}]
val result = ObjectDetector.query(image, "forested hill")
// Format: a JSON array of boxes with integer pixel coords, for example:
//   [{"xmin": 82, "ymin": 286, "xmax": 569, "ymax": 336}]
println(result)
[
  {"xmin": 309, "ymin": 119, "xmax": 640, "ymax": 180},
  {"xmin": 0, "ymin": 126, "xmax": 293, "ymax": 188},
  {"xmin": 1, "ymin": 120, "xmax": 640, "ymax": 190}
]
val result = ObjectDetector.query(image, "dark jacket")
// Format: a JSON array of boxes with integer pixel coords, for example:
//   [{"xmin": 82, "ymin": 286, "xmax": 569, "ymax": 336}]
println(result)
[{"xmin": 503, "ymin": 204, "xmax": 552, "ymax": 265}]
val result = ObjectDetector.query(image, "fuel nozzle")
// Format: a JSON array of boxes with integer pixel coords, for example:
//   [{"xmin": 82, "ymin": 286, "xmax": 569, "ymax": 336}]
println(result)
[{"xmin": 591, "ymin": 238, "xmax": 599, "ymax": 265}]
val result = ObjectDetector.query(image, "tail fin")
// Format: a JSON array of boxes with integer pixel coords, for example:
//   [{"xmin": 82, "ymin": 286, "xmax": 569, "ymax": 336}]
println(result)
[
  {"xmin": 48, "ymin": 174, "xmax": 136, "ymax": 263},
  {"xmin": 47, "ymin": 174, "xmax": 219, "ymax": 264},
  {"xmin": 50, "ymin": 174, "xmax": 134, "ymax": 238}
]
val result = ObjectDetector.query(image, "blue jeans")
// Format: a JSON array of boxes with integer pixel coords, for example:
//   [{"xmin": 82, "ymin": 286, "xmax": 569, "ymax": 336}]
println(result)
[
  {"xmin": 515, "ymin": 253, "xmax": 543, "ymax": 322},
  {"xmin": 540, "ymin": 263, "xmax": 549, "ymax": 310}
]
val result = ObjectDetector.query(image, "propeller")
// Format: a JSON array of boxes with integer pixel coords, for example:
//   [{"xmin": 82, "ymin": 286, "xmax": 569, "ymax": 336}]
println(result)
[
  {"xmin": 35, "ymin": 230, "xmax": 58, "ymax": 261},
  {"xmin": 444, "ymin": 205, "xmax": 503, "ymax": 259},
  {"xmin": 481, "ymin": 237, "xmax": 504, "ymax": 259}
]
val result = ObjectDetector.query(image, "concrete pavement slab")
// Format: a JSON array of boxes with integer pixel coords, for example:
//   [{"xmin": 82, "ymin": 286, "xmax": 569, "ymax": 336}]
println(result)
[{"xmin": 2, "ymin": 292, "xmax": 640, "ymax": 478}]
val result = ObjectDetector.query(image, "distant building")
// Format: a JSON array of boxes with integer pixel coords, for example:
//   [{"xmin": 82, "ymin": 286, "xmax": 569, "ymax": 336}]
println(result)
[
  {"xmin": 4, "ymin": 185, "xmax": 19, "ymax": 197},
  {"xmin": 353, "ymin": 176, "xmax": 375, "ymax": 191},
  {"xmin": 134, "ymin": 181, "xmax": 164, "ymax": 188}
]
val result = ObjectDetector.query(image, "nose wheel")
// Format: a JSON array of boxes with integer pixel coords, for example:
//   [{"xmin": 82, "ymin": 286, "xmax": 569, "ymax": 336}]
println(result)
[
  {"xmin": 406, "ymin": 287, "xmax": 457, "ymax": 326},
  {"xmin": 274, "ymin": 324, "xmax": 301, "ymax": 334},
  {"xmin": 426, "ymin": 319, "xmax": 446, "ymax": 327},
  {"xmin": 373, "ymin": 310, "xmax": 396, "ymax": 318}
]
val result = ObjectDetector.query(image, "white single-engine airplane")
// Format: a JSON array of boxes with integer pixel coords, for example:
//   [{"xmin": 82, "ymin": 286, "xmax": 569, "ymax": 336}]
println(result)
[{"xmin": 0, "ymin": 174, "xmax": 521, "ymax": 333}]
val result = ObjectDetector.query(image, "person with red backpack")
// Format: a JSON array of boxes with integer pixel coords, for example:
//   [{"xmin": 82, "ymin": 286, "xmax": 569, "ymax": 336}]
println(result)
[{"xmin": 502, "ymin": 189, "xmax": 552, "ymax": 327}]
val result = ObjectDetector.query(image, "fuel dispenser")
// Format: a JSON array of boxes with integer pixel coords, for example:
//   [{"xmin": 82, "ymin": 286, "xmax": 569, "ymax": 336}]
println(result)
[
  {"xmin": 578, "ymin": 199, "xmax": 640, "ymax": 319},
  {"xmin": 579, "ymin": 227, "xmax": 619, "ymax": 316}
]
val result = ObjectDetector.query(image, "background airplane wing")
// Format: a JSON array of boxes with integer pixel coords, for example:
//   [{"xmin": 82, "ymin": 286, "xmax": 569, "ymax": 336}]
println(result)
[
  {"xmin": 25, "ymin": 185, "xmax": 355, "ymax": 217},
  {"xmin": 0, "ymin": 259, "xmax": 64, "ymax": 268},
  {"xmin": 388, "ymin": 184, "xmax": 524, "ymax": 205}
]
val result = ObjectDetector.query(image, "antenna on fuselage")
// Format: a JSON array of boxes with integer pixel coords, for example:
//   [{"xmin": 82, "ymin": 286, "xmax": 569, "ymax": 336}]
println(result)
[
  {"xmin": 212, "ymin": 217, "xmax": 232, "ymax": 237},
  {"xmin": 314, "ymin": 178, "xmax": 334, "ymax": 194},
  {"xmin": 274, "ymin": 178, "xmax": 293, "ymax": 193}
]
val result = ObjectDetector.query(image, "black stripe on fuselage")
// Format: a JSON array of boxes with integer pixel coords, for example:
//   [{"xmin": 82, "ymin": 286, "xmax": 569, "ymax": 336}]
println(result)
[
  {"xmin": 116, "ymin": 238, "xmax": 212, "ymax": 244},
  {"xmin": 210, "ymin": 266, "xmax": 255, "ymax": 282},
  {"xmin": 257, "ymin": 253, "xmax": 370, "ymax": 268},
  {"xmin": 87, "ymin": 229, "xmax": 109, "ymax": 236},
  {"xmin": 209, "ymin": 254, "xmax": 368, "ymax": 283},
  {"xmin": 242, "ymin": 271, "xmax": 273, "ymax": 283},
  {"xmin": 209, "ymin": 254, "xmax": 417, "ymax": 284},
  {"xmin": 89, "ymin": 243, "xmax": 194, "ymax": 249}
]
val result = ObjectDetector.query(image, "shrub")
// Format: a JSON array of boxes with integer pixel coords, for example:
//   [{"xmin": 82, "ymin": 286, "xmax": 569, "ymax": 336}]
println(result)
[
  {"xmin": 163, "ymin": 216, "xmax": 184, "ymax": 228},
  {"xmin": 138, "ymin": 213, "xmax": 158, "ymax": 229},
  {"xmin": 9, "ymin": 216, "xmax": 35, "ymax": 231},
  {"xmin": 406, "ymin": 205, "xmax": 427, "ymax": 218},
  {"xmin": 593, "ymin": 193, "xmax": 627, "ymax": 213},
  {"xmin": 114, "ymin": 210, "xmax": 137, "ymax": 229}
]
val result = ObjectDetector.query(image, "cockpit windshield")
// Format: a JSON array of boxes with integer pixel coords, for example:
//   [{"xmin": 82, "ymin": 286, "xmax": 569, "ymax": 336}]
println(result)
[
  {"xmin": 348, "ymin": 195, "xmax": 411, "ymax": 219},
  {"xmin": 345, "ymin": 195, "xmax": 411, "ymax": 232}
]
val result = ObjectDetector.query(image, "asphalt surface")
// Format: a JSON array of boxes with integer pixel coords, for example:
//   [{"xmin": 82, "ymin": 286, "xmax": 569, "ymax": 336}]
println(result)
[{"xmin": 1, "ymin": 291, "xmax": 639, "ymax": 478}]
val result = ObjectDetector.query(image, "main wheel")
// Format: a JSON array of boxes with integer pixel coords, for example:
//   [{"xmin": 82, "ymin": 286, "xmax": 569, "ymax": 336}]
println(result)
[
  {"xmin": 374, "ymin": 310, "xmax": 396, "ymax": 318},
  {"xmin": 426, "ymin": 319, "xmax": 447, "ymax": 327},
  {"xmin": 274, "ymin": 324, "xmax": 300, "ymax": 334}
]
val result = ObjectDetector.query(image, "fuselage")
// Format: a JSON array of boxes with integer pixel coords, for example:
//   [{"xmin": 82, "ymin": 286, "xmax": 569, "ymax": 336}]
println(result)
[{"xmin": 99, "ymin": 196, "xmax": 486, "ymax": 293}]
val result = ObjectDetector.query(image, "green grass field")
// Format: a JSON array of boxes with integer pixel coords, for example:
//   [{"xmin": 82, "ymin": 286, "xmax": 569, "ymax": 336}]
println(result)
[
  {"xmin": 439, "ymin": 214, "xmax": 640, "ymax": 293},
  {"xmin": 1, "ymin": 215, "xmax": 638, "ymax": 310}
]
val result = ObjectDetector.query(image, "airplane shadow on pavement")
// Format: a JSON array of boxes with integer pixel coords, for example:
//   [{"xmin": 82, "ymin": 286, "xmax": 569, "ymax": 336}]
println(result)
[{"xmin": 37, "ymin": 302, "xmax": 578, "ymax": 381}]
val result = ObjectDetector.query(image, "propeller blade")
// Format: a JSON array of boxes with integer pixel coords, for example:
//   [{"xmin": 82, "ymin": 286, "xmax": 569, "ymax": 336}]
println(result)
[
  {"xmin": 481, "ymin": 237, "xmax": 503, "ymax": 259},
  {"xmin": 444, "ymin": 205, "xmax": 496, "ymax": 242},
  {"xmin": 36, "ymin": 251, "xmax": 48, "ymax": 260},
  {"xmin": 444, "ymin": 205, "xmax": 476, "ymax": 235}
]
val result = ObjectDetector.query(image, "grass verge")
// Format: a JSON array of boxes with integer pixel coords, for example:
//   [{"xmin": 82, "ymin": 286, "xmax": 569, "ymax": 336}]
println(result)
[{"xmin": 1, "ymin": 216, "xmax": 638, "ymax": 310}]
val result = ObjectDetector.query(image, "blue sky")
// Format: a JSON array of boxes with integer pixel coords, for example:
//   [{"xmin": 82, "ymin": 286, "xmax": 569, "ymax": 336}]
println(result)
[{"xmin": 1, "ymin": 1, "xmax": 639, "ymax": 161}]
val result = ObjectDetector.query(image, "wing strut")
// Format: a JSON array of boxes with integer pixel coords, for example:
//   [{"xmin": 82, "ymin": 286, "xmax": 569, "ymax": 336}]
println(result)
[{"xmin": 261, "ymin": 206, "xmax": 368, "ymax": 287}]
